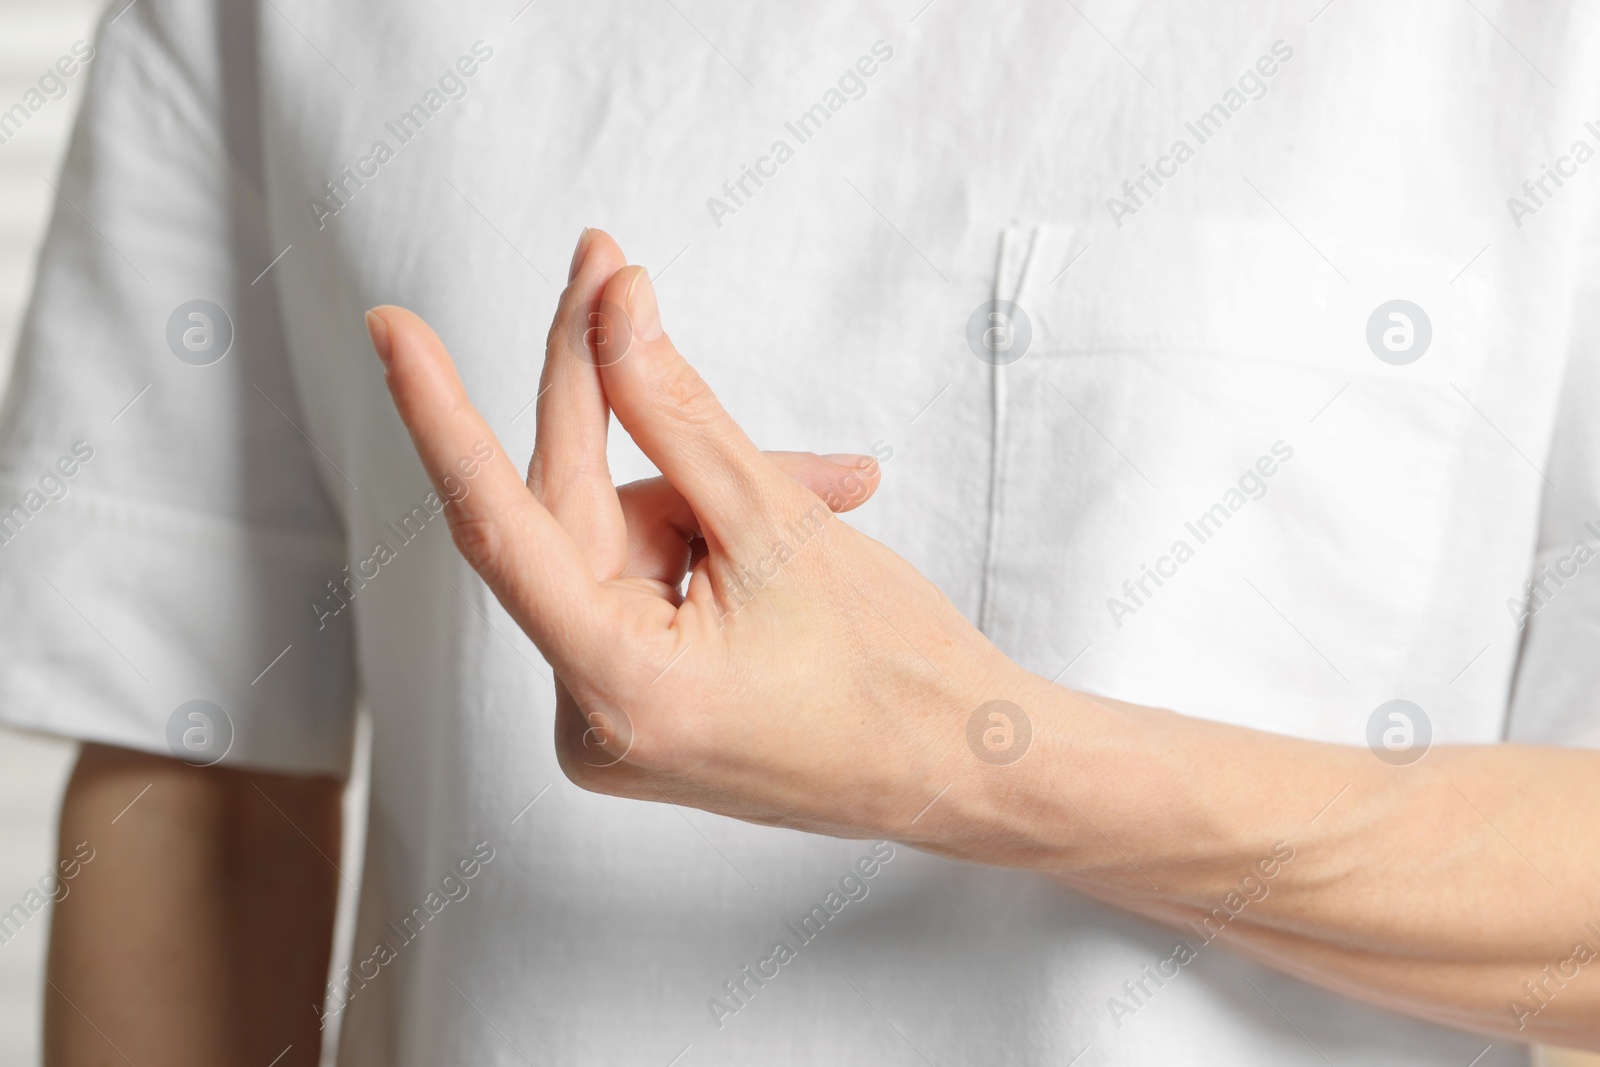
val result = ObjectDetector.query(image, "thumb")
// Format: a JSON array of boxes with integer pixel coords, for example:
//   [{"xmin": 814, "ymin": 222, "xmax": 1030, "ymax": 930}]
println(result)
[{"xmin": 595, "ymin": 266, "xmax": 805, "ymax": 550}]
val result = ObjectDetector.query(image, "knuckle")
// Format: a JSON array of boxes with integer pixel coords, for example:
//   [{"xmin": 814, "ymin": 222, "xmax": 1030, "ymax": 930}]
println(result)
[
  {"xmin": 448, "ymin": 513, "xmax": 502, "ymax": 577},
  {"xmin": 553, "ymin": 706, "xmax": 670, "ymax": 790},
  {"xmin": 657, "ymin": 362, "xmax": 722, "ymax": 427},
  {"xmin": 525, "ymin": 455, "xmax": 549, "ymax": 502},
  {"xmin": 555, "ymin": 744, "xmax": 603, "ymax": 791}
]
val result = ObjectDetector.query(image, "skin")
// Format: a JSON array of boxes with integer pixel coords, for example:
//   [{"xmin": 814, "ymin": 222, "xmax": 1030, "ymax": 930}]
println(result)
[
  {"xmin": 45, "ymin": 743, "xmax": 341, "ymax": 1067},
  {"xmin": 365, "ymin": 227, "xmax": 1600, "ymax": 1051},
  {"xmin": 40, "ymin": 361, "xmax": 879, "ymax": 1065}
]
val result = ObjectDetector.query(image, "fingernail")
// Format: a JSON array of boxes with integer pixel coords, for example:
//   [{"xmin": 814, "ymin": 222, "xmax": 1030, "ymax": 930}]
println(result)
[
  {"xmin": 823, "ymin": 453, "xmax": 873, "ymax": 469},
  {"xmin": 365, "ymin": 309, "xmax": 392, "ymax": 368},
  {"xmin": 625, "ymin": 268, "xmax": 663, "ymax": 342},
  {"xmin": 567, "ymin": 227, "xmax": 592, "ymax": 282}
]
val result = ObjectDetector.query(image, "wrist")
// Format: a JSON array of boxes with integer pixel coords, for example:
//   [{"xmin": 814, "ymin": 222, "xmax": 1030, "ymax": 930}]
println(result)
[
  {"xmin": 910, "ymin": 664, "xmax": 1248, "ymax": 894},
  {"xmin": 904, "ymin": 660, "xmax": 1116, "ymax": 868}
]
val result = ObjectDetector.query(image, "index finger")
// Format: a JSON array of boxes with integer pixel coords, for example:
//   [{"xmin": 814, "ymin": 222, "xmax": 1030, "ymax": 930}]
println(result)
[{"xmin": 366, "ymin": 304, "xmax": 609, "ymax": 668}]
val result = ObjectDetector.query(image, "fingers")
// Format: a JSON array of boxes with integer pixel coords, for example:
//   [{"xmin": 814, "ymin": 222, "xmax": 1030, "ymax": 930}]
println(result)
[
  {"xmin": 596, "ymin": 266, "xmax": 805, "ymax": 549},
  {"xmin": 528, "ymin": 230, "xmax": 629, "ymax": 575},
  {"xmin": 367, "ymin": 305, "xmax": 605, "ymax": 664},
  {"xmin": 790, "ymin": 452, "xmax": 883, "ymax": 513},
  {"xmin": 620, "ymin": 450, "xmax": 881, "ymax": 542},
  {"xmin": 616, "ymin": 451, "xmax": 882, "ymax": 585}
]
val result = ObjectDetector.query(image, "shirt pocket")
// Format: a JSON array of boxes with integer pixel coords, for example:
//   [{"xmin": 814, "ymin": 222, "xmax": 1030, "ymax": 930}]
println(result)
[{"xmin": 979, "ymin": 218, "xmax": 1505, "ymax": 739}]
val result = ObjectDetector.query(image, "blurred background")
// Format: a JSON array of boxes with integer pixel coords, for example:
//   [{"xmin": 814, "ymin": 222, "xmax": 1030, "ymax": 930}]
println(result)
[
  {"xmin": 0, "ymin": 1, "xmax": 102, "ymax": 1061},
  {"xmin": 0, "ymin": 5, "xmax": 371, "ymax": 1058},
  {"xmin": 0, "ymin": 1, "xmax": 1594, "ymax": 1065}
]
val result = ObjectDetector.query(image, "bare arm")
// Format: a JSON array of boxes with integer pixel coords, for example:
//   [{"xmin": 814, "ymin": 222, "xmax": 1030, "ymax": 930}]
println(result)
[
  {"xmin": 366, "ymin": 232, "xmax": 1600, "ymax": 1056},
  {"xmin": 45, "ymin": 743, "xmax": 342, "ymax": 1067},
  {"xmin": 956, "ymin": 687, "xmax": 1600, "ymax": 1051}
]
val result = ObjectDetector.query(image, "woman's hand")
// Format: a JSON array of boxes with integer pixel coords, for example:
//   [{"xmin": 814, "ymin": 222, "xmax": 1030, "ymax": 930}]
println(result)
[
  {"xmin": 366, "ymin": 229, "xmax": 1600, "ymax": 1049},
  {"xmin": 365, "ymin": 229, "xmax": 1038, "ymax": 848}
]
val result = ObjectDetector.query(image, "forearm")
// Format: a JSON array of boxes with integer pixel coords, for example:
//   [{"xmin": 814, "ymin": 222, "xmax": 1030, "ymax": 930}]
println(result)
[
  {"xmin": 930, "ymin": 674, "xmax": 1600, "ymax": 1047},
  {"xmin": 370, "ymin": 244, "xmax": 1600, "ymax": 1054},
  {"xmin": 46, "ymin": 744, "xmax": 342, "ymax": 1067},
  {"xmin": 1095, "ymin": 891, "xmax": 1599, "ymax": 1048}
]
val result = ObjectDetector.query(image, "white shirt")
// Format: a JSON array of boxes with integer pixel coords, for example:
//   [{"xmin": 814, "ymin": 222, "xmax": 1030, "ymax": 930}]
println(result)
[{"xmin": 2, "ymin": 1, "xmax": 1598, "ymax": 1063}]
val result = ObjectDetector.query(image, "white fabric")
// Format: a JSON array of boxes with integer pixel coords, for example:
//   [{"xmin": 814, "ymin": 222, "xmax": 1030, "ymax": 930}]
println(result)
[{"xmin": 2, "ymin": 1, "xmax": 1597, "ymax": 1063}]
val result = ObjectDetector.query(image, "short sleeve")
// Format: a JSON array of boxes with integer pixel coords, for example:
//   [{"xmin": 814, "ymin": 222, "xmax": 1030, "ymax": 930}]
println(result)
[
  {"xmin": 1505, "ymin": 188, "xmax": 1600, "ymax": 750},
  {"xmin": 0, "ymin": 0, "xmax": 355, "ymax": 776}
]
